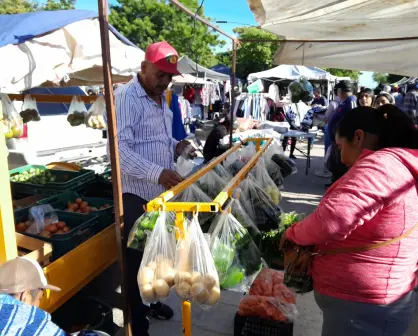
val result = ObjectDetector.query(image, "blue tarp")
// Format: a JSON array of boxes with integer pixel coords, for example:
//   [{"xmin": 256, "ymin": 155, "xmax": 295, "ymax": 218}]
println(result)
[
  {"xmin": 25, "ymin": 87, "xmax": 89, "ymax": 116},
  {"xmin": 0, "ymin": 10, "xmax": 97, "ymax": 48},
  {"xmin": 210, "ymin": 64, "xmax": 233, "ymax": 77}
]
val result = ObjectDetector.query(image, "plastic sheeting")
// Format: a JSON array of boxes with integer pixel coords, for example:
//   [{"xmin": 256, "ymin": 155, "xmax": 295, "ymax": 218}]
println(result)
[
  {"xmin": 248, "ymin": 0, "xmax": 418, "ymax": 77},
  {"xmin": 0, "ymin": 15, "xmax": 144, "ymax": 92},
  {"xmin": 247, "ymin": 64, "xmax": 333, "ymax": 82}
]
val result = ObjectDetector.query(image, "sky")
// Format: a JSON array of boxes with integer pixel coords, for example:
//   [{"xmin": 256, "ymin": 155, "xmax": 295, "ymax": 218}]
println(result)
[{"xmin": 75, "ymin": 0, "xmax": 376, "ymax": 87}]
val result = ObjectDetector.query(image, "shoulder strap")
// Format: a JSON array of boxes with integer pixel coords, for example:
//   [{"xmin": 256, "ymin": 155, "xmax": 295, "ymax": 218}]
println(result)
[{"xmin": 321, "ymin": 222, "xmax": 418, "ymax": 256}]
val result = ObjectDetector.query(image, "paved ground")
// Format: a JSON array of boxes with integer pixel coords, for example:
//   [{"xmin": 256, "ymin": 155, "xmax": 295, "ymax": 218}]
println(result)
[{"xmin": 59, "ymin": 129, "xmax": 418, "ymax": 336}]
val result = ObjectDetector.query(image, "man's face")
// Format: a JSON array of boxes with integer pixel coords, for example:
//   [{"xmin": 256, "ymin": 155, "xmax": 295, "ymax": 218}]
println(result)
[
  {"xmin": 314, "ymin": 90, "xmax": 320, "ymax": 98},
  {"xmin": 141, "ymin": 61, "xmax": 173, "ymax": 96}
]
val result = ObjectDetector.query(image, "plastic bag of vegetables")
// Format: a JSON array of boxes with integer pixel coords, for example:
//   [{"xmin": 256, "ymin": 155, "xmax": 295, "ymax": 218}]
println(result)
[
  {"xmin": 127, "ymin": 212, "xmax": 175, "ymax": 251},
  {"xmin": 209, "ymin": 212, "xmax": 262, "ymax": 292},
  {"xmin": 230, "ymin": 191, "xmax": 260, "ymax": 242},
  {"xmin": 1, "ymin": 94, "xmax": 23, "ymax": 139},
  {"xmin": 86, "ymin": 96, "xmax": 106, "ymax": 130},
  {"xmin": 27, "ymin": 204, "xmax": 59, "ymax": 235},
  {"xmin": 288, "ymin": 77, "xmax": 313, "ymax": 104},
  {"xmin": 171, "ymin": 184, "xmax": 215, "ymax": 231},
  {"xmin": 137, "ymin": 212, "xmax": 177, "ymax": 303},
  {"xmin": 67, "ymin": 96, "xmax": 88, "ymax": 127},
  {"xmin": 240, "ymin": 142, "xmax": 257, "ymax": 163},
  {"xmin": 176, "ymin": 145, "xmax": 196, "ymax": 178},
  {"xmin": 264, "ymin": 141, "xmax": 285, "ymax": 188},
  {"xmin": 20, "ymin": 94, "xmax": 40, "ymax": 123},
  {"xmin": 196, "ymin": 170, "xmax": 227, "ymax": 199},
  {"xmin": 174, "ymin": 215, "xmax": 221, "ymax": 307},
  {"xmin": 237, "ymin": 295, "xmax": 298, "ymax": 322},
  {"xmin": 271, "ymin": 154, "xmax": 297, "ymax": 178},
  {"xmin": 214, "ymin": 163, "xmax": 233, "ymax": 181},
  {"xmin": 252, "ymin": 158, "xmax": 281, "ymax": 205},
  {"xmin": 240, "ymin": 176, "xmax": 282, "ymax": 232}
]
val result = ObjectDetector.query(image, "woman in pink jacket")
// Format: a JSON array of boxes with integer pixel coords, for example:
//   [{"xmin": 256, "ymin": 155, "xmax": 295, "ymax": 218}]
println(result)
[{"xmin": 283, "ymin": 105, "xmax": 418, "ymax": 336}]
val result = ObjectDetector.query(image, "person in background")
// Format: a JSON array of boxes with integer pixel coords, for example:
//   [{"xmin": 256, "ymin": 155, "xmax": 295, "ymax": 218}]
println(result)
[
  {"xmin": 98, "ymin": 87, "xmax": 105, "ymax": 96},
  {"xmin": 394, "ymin": 86, "xmax": 405, "ymax": 109},
  {"xmin": 374, "ymin": 92, "xmax": 395, "ymax": 107},
  {"xmin": 381, "ymin": 84, "xmax": 392, "ymax": 94},
  {"xmin": 183, "ymin": 84, "xmax": 195, "ymax": 104},
  {"xmin": 203, "ymin": 116, "xmax": 230, "ymax": 163},
  {"xmin": 0, "ymin": 257, "xmax": 66, "ymax": 335},
  {"xmin": 357, "ymin": 88, "xmax": 374, "ymax": 107},
  {"xmin": 282, "ymin": 105, "xmax": 418, "ymax": 336},
  {"xmin": 107, "ymin": 41, "xmax": 195, "ymax": 336},
  {"xmin": 402, "ymin": 83, "xmax": 418, "ymax": 122},
  {"xmin": 326, "ymin": 80, "xmax": 357, "ymax": 185},
  {"xmin": 312, "ymin": 87, "xmax": 329, "ymax": 107}
]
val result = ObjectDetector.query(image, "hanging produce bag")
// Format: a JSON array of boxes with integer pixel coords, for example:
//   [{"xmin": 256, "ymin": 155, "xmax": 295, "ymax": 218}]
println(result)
[
  {"xmin": 264, "ymin": 142, "xmax": 285, "ymax": 187},
  {"xmin": 288, "ymin": 77, "xmax": 313, "ymax": 103},
  {"xmin": 230, "ymin": 192, "xmax": 260, "ymax": 241},
  {"xmin": 209, "ymin": 212, "xmax": 262, "ymax": 291},
  {"xmin": 240, "ymin": 142, "xmax": 257, "ymax": 163},
  {"xmin": 86, "ymin": 96, "xmax": 106, "ymax": 129},
  {"xmin": 174, "ymin": 215, "xmax": 220, "ymax": 307},
  {"xmin": 171, "ymin": 184, "xmax": 215, "ymax": 230},
  {"xmin": 271, "ymin": 154, "xmax": 297, "ymax": 178},
  {"xmin": 137, "ymin": 212, "xmax": 177, "ymax": 303},
  {"xmin": 20, "ymin": 94, "xmax": 40, "ymax": 123},
  {"xmin": 196, "ymin": 170, "xmax": 227, "ymax": 199},
  {"xmin": 214, "ymin": 163, "xmax": 232, "ymax": 181},
  {"xmin": 176, "ymin": 144, "xmax": 196, "ymax": 178},
  {"xmin": 127, "ymin": 212, "xmax": 175, "ymax": 251},
  {"xmin": 67, "ymin": 96, "xmax": 88, "ymax": 127},
  {"xmin": 237, "ymin": 295, "xmax": 298, "ymax": 322},
  {"xmin": 253, "ymin": 158, "xmax": 281, "ymax": 205},
  {"xmin": 239, "ymin": 176, "xmax": 282, "ymax": 232},
  {"xmin": 1, "ymin": 94, "xmax": 23, "ymax": 139}
]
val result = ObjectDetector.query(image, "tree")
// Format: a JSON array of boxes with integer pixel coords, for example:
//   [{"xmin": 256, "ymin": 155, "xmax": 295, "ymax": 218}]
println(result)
[
  {"xmin": 372, "ymin": 72, "xmax": 388, "ymax": 85},
  {"xmin": 40, "ymin": 0, "xmax": 76, "ymax": 11},
  {"xmin": 109, "ymin": 0, "xmax": 225, "ymax": 67},
  {"xmin": 0, "ymin": 0, "xmax": 37, "ymax": 14},
  {"xmin": 215, "ymin": 27, "xmax": 280, "ymax": 79},
  {"xmin": 0, "ymin": 0, "xmax": 76, "ymax": 14},
  {"xmin": 323, "ymin": 68, "xmax": 362, "ymax": 81}
]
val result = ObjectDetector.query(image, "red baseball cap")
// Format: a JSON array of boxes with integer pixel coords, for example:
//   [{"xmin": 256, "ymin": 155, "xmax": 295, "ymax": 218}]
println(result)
[{"xmin": 145, "ymin": 41, "xmax": 181, "ymax": 75}]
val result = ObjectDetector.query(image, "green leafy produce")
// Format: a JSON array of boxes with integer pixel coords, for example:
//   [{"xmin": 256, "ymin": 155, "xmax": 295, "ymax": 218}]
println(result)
[
  {"xmin": 128, "ymin": 212, "xmax": 170, "ymax": 250},
  {"xmin": 10, "ymin": 168, "xmax": 57, "ymax": 184},
  {"xmin": 221, "ymin": 266, "xmax": 245, "ymax": 289},
  {"xmin": 212, "ymin": 239, "xmax": 235, "ymax": 275}
]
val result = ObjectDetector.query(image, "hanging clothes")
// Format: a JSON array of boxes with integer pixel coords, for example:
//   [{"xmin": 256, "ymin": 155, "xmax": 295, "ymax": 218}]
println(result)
[
  {"xmin": 170, "ymin": 93, "xmax": 187, "ymax": 141},
  {"xmin": 268, "ymin": 83, "xmax": 280, "ymax": 104},
  {"xmin": 183, "ymin": 86, "xmax": 195, "ymax": 104}
]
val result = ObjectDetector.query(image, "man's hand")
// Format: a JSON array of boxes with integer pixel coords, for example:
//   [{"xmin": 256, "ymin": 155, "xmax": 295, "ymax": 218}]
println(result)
[
  {"xmin": 176, "ymin": 140, "xmax": 197, "ymax": 158},
  {"xmin": 158, "ymin": 169, "xmax": 183, "ymax": 190}
]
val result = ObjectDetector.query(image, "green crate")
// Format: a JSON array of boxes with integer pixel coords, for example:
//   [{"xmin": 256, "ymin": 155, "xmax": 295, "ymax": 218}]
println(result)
[
  {"xmin": 15, "ymin": 209, "xmax": 97, "ymax": 261},
  {"xmin": 9, "ymin": 165, "xmax": 95, "ymax": 196},
  {"xmin": 98, "ymin": 169, "xmax": 112, "ymax": 184},
  {"xmin": 37, "ymin": 191, "xmax": 114, "ymax": 233}
]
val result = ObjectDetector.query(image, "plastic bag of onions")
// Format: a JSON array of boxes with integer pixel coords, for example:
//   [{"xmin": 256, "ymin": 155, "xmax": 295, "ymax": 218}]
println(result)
[
  {"xmin": 137, "ymin": 212, "xmax": 177, "ymax": 303},
  {"xmin": 174, "ymin": 214, "xmax": 221, "ymax": 307}
]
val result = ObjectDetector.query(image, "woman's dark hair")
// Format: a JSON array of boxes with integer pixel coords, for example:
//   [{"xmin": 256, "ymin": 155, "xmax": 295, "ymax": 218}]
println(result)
[
  {"xmin": 374, "ymin": 92, "xmax": 394, "ymax": 105},
  {"xmin": 337, "ymin": 105, "xmax": 418, "ymax": 149},
  {"xmin": 357, "ymin": 88, "xmax": 373, "ymax": 106}
]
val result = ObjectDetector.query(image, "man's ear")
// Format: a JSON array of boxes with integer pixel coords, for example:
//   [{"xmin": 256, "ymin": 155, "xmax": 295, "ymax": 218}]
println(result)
[
  {"xmin": 141, "ymin": 60, "xmax": 147, "ymax": 74},
  {"xmin": 354, "ymin": 129, "xmax": 365, "ymax": 145},
  {"xmin": 20, "ymin": 290, "xmax": 30, "ymax": 303}
]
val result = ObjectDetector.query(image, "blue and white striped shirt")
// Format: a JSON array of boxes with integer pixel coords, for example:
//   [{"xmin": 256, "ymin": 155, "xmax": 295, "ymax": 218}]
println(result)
[
  {"xmin": 107, "ymin": 75, "xmax": 178, "ymax": 201},
  {"xmin": 0, "ymin": 294, "xmax": 66, "ymax": 336}
]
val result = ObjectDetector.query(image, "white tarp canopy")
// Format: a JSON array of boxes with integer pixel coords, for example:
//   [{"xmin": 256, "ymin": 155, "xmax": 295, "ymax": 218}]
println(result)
[
  {"xmin": 177, "ymin": 55, "xmax": 229, "ymax": 81},
  {"xmin": 172, "ymin": 74, "xmax": 208, "ymax": 85},
  {"xmin": 247, "ymin": 64, "xmax": 334, "ymax": 82},
  {"xmin": 248, "ymin": 0, "xmax": 418, "ymax": 77},
  {"xmin": 0, "ymin": 18, "xmax": 144, "ymax": 92}
]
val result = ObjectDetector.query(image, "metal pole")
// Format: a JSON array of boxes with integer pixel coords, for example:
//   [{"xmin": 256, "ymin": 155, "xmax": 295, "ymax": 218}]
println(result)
[
  {"xmin": 240, "ymin": 36, "xmax": 418, "ymax": 43},
  {"xmin": 229, "ymin": 40, "xmax": 237, "ymax": 147},
  {"xmin": 97, "ymin": 1, "xmax": 131, "ymax": 335}
]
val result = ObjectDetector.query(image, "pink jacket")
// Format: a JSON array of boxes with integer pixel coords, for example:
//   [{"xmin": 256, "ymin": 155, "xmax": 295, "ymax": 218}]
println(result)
[{"xmin": 287, "ymin": 148, "xmax": 418, "ymax": 304}]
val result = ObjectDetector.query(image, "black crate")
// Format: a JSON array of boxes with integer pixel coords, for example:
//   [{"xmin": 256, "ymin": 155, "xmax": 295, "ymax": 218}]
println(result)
[{"xmin": 234, "ymin": 313, "xmax": 293, "ymax": 336}]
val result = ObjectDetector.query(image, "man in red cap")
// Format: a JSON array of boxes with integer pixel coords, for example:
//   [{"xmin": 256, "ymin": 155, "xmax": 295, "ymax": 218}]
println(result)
[{"xmin": 106, "ymin": 41, "xmax": 194, "ymax": 335}]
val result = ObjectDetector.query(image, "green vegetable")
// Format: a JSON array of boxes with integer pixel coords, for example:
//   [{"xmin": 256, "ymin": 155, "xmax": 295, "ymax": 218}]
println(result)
[
  {"xmin": 238, "ymin": 238, "xmax": 262, "ymax": 276},
  {"xmin": 221, "ymin": 266, "xmax": 245, "ymax": 289},
  {"xmin": 212, "ymin": 239, "xmax": 235, "ymax": 275}
]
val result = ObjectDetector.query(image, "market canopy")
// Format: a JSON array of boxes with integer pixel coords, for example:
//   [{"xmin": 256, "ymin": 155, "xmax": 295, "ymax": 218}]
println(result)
[
  {"xmin": 172, "ymin": 74, "xmax": 207, "ymax": 85},
  {"xmin": 248, "ymin": 0, "xmax": 418, "ymax": 77},
  {"xmin": 247, "ymin": 64, "xmax": 334, "ymax": 82},
  {"xmin": 177, "ymin": 56, "xmax": 229, "ymax": 81},
  {"xmin": 0, "ymin": 10, "xmax": 144, "ymax": 92}
]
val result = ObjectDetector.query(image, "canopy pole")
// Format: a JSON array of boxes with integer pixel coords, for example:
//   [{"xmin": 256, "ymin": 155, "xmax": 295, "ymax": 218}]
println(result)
[
  {"xmin": 230, "ymin": 40, "xmax": 237, "ymax": 147},
  {"xmin": 97, "ymin": 1, "xmax": 131, "ymax": 335}
]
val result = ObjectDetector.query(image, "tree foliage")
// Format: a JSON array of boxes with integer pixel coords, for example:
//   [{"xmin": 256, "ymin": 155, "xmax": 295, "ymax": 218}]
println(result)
[
  {"xmin": 0, "ymin": 0, "xmax": 75, "ymax": 14},
  {"xmin": 109, "ymin": 0, "xmax": 225, "ymax": 67},
  {"xmin": 216, "ymin": 26, "xmax": 280, "ymax": 79},
  {"xmin": 372, "ymin": 72, "xmax": 404, "ymax": 85},
  {"xmin": 323, "ymin": 68, "xmax": 362, "ymax": 81}
]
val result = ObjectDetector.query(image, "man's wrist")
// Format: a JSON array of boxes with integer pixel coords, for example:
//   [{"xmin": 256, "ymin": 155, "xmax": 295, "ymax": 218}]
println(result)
[{"xmin": 147, "ymin": 164, "xmax": 165, "ymax": 184}]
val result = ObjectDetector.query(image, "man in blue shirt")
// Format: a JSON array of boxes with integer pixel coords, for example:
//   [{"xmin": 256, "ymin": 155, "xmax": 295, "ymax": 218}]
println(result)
[
  {"xmin": 326, "ymin": 81, "xmax": 357, "ymax": 184},
  {"xmin": 0, "ymin": 257, "xmax": 66, "ymax": 336},
  {"xmin": 312, "ymin": 87, "xmax": 329, "ymax": 108}
]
